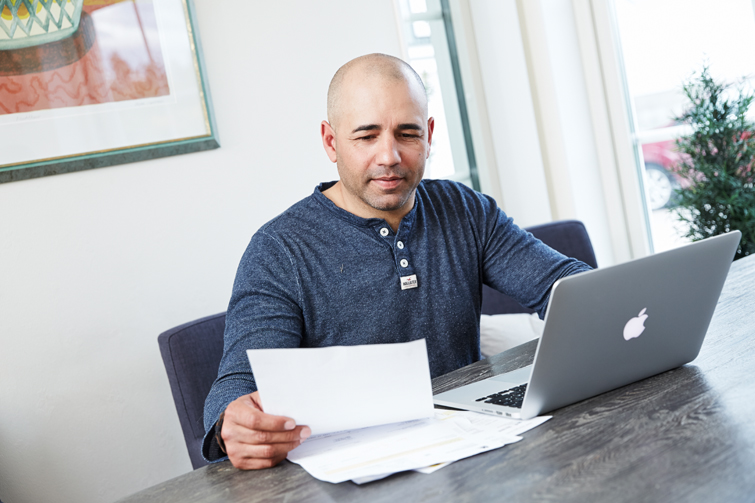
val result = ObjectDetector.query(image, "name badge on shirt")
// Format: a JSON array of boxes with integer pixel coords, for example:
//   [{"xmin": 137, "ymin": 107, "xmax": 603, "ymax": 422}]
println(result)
[{"xmin": 400, "ymin": 274, "xmax": 418, "ymax": 290}]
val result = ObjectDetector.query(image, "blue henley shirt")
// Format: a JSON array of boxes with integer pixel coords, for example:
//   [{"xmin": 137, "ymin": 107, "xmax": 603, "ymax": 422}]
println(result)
[{"xmin": 202, "ymin": 179, "xmax": 591, "ymax": 461}]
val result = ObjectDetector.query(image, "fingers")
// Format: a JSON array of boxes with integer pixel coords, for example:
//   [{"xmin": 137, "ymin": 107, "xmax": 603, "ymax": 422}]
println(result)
[
  {"xmin": 225, "ymin": 439, "xmax": 303, "ymax": 470},
  {"xmin": 223, "ymin": 392, "xmax": 311, "ymax": 443},
  {"xmin": 221, "ymin": 392, "xmax": 312, "ymax": 470},
  {"xmin": 230, "ymin": 397, "xmax": 295, "ymax": 433},
  {"xmin": 224, "ymin": 416, "xmax": 310, "ymax": 446},
  {"xmin": 229, "ymin": 451, "xmax": 290, "ymax": 471}
]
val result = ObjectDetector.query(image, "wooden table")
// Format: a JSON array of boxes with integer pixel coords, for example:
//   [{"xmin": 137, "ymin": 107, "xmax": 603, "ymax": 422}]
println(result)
[{"xmin": 119, "ymin": 255, "xmax": 755, "ymax": 503}]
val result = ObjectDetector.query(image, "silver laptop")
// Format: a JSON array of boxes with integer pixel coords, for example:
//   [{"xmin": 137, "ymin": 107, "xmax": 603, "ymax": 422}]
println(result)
[{"xmin": 434, "ymin": 231, "xmax": 741, "ymax": 420}]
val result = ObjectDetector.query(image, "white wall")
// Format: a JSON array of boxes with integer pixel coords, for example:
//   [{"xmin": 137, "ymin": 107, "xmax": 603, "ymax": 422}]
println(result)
[{"xmin": 0, "ymin": 2, "xmax": 402, "ymax": 502}]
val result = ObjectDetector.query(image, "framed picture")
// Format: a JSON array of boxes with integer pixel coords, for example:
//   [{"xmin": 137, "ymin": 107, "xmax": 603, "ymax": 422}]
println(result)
[{"xmin": 0, "ymin": 0, "xmax": 219, "ymax": 184}]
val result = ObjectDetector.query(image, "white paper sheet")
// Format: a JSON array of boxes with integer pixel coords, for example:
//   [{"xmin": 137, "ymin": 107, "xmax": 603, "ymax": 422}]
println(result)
[
  {"xmin": 246, "ymin": 339, "xmax": 435, "ymax": 435},
  {"xmin": 288, "ymin": 409, "xmax": 551, "ymax": 484}
]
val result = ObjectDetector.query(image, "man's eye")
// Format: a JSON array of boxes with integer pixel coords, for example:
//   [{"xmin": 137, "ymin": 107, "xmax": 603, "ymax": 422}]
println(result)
[
  {"xmin": 401, "ymin": 133, "xmax": 421, "ymax": 139},
  {"xmin": 357, "ymin": 135, "xmax": 376, "ymax": 140}
]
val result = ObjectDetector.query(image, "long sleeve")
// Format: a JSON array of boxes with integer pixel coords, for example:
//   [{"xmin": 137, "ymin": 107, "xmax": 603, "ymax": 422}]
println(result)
[
  {"xmin": 202, "ymin": 230, "xmax": 304, "ymax": 461},
  {"xmin": 475, "ymin": 193, "xmax": 590, "ymax": 318}
]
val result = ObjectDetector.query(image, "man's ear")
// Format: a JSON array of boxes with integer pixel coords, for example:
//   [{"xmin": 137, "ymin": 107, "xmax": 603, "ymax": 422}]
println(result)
[
  {"xmin": 321, "ymin": 121, "xmax": 338, "ymax": 163},
  {"xmin": 426, "ymin": 117, "xmax": 435, "ymax": 159}
]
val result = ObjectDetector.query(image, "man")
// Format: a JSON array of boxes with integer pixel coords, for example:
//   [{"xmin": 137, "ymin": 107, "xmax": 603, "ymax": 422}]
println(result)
[{"xmin": 203, "ymin": 53, "xmax": 591, "ymax": 469}]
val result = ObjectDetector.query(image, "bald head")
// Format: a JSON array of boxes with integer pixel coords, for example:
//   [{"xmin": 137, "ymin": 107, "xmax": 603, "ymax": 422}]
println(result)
[{"xmin": 327, "ymin": 53, "xmax": 428, "ymax": 130}]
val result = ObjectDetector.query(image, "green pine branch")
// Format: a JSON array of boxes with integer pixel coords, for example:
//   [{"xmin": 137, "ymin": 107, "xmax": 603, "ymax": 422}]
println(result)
[{"xmin": 672, "ymin": 66, "xmax": 755, "ymax": 260}]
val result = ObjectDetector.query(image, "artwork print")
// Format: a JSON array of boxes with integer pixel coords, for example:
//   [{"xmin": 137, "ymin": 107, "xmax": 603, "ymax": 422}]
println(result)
[
  {"xmin": 1, "ymin": 0, "xmax": 170, "ymax": 114},
  {"xmin": 0, "ymin": 0, "xmax": 218, "ymax": 183}
]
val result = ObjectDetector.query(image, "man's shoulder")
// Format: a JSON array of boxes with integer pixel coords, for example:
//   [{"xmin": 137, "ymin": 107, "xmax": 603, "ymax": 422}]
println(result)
[
  {"xmin": 257, "ymin": 192, "xmax": 324, "ymax": 237},
  {"xmin": 417, "ymin": 179, "xmax": 494, "ymax": 214},
  {"xmin": 419, "ymin": 178, "xmax": 484, "ymax": 201}
]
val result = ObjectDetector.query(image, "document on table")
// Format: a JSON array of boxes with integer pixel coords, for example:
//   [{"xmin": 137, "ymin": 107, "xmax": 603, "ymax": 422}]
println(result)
[
  {"xmin": 246, "ymin": 339, "xmax": 435, "ymax": 435},
  {"xmin": 287, "ymin": 409, "xmax": 551, "ymax": 484}
]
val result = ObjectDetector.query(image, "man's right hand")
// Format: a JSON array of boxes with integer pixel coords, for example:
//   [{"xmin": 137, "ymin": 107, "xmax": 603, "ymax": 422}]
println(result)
[{"xmin": 220, "ymin": 391, "xmax": 311, "ymax": 470}]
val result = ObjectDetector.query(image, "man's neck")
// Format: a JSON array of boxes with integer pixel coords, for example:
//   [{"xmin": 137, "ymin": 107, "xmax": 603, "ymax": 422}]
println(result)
[{"xmin": 322, "ymin": 181, "xmax": 412, "ymax": 232}]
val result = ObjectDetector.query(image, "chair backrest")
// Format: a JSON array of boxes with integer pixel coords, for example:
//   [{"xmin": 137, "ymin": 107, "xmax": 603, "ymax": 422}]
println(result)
[
  {"xmin": 158, "ymin": 312, "xmax": 225, "ymax": 469},
  {"xmin": 481, "ymin": 220, "xmax": 598, "ymax": 315}
]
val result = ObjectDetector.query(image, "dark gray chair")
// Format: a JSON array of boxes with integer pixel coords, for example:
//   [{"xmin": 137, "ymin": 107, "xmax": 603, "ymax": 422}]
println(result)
[
  {"xmin": 158, "ymin": 312, "xmax": 226, "ymax": 469},
  {"xmin": 158, "ymin": 219, "xmax": 596, "ymax": 469}
]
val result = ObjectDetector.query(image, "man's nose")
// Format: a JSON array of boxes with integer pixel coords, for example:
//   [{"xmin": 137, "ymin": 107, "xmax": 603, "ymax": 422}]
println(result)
[{"xmin": 376, "ymin": 135, "xmax": 401, "ymax": 166}]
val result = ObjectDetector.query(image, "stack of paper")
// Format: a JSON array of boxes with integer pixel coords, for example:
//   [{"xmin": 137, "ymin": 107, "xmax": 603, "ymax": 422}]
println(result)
[
  {"xmin": 287, "ymin": 409, "xmax": 550, "ymax": 484},
  {"xmin": 247, "ymin": 339, "xmax": 550, "ymax": 484}
]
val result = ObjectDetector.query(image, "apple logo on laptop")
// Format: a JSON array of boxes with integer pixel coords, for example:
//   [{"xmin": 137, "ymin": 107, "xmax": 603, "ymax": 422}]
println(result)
[{"xmin": 623, "ymin": 308, "xmax": 648, "ymax": 341}]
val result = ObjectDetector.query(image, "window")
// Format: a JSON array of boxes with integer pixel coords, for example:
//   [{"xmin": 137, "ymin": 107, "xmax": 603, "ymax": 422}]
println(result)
[
  {"xmin": 610, "ymin": 0, "xmax": 755, "ymax": 252},
  {"xmin": 395, "ymin": 0, "xmax": 479, "ymax": 190}
]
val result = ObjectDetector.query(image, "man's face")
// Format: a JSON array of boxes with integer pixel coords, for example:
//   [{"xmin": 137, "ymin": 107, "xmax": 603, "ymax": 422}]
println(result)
[{"xmin": 322, "ymin": 74, "xmax": 434, "ymax": 220}]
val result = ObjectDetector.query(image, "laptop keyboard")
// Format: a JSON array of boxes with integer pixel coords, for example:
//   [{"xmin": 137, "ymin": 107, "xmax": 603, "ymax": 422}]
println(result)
[{"xmin": 475, "ymin": 383, "xmax": 528, "ymax": 409}]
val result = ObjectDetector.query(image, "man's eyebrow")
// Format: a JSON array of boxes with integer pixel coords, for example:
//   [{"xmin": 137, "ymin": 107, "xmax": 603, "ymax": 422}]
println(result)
[
  {"xmin": 352, "ymin": 124, "xmax": 380, "ymax": 134},
  {"xmin": 351, "ymin": 123, "xmax": 425, "ymax": 134}
]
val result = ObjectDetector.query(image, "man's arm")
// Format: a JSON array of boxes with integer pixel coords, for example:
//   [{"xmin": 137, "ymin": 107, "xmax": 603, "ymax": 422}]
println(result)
[
  {"xmin": 203, "ymin": 229, "xmax": 307, "ymax": 467},
  {"xmin": 469, "ymin": 189, "xmax": 592, "ymax": 317}
]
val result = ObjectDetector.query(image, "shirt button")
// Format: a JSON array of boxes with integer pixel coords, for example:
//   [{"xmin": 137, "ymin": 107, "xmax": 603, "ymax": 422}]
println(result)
[
  {"xmin": 380, "ymin": 228, "xmax": 389, "ymax": 237},
  {"xmin": 400, "ymin": 259, "xmax": 409, "ymax": 268},
  {"xmin": 397, "ymin": 241, "xmax": 404, "ymax": 249}
]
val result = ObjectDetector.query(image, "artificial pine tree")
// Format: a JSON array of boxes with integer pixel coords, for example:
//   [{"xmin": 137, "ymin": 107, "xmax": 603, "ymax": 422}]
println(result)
[{"xmin": 673, "ymin": 66, "xmax": 755, "ymax": 260}]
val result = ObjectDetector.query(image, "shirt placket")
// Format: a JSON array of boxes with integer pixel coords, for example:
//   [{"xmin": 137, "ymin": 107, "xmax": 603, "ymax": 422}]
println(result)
[{"xmin": 374, "ymin": 221, "xmax": 417, "ymax": 290}]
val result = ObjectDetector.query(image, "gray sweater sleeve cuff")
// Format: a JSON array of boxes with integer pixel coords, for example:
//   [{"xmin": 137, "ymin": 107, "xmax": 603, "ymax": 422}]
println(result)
[
  {"xmin": 202, "ymin": 422, "xmax": 228, "ymax": 463},
  {"xmin": 202, "ymin": 376, "xmax": 258, "ymax": 463}
]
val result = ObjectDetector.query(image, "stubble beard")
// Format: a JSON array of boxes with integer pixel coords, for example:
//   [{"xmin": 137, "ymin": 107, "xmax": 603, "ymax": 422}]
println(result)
[
  {"xmin": 339, "ymin": 165, "xmax": 423, "ymax": 213},
  {"xmin": 361, "ymin": 187, "xmax": 413, "ymax": 212}
]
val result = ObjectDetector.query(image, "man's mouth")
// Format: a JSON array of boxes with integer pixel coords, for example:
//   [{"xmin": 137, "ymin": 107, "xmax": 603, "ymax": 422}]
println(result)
[{"xmin": 371, "ymin": 176, "xmax": 403, "ymax": 190}]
